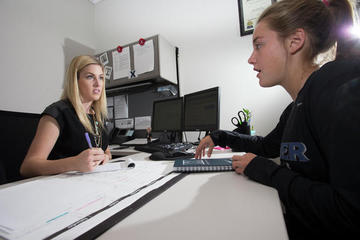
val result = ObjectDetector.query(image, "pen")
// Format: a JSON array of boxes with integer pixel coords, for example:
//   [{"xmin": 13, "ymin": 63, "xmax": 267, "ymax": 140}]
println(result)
[
  {"xmin": 85, "ymin": 132, "xmax": 105, "ymax": 165},
  {"xmin": 86, "ymin": 132, "xmax": 105, "ymax": 165},
  {"xmin": 85, "ymin": 132, "xmax": 92, "ymax": 148}
]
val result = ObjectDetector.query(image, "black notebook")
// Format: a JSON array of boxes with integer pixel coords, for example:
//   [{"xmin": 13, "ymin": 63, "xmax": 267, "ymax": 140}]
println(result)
[{"xmin": 173, "ymin": 158, "xmax": 233, "ymax": 172}]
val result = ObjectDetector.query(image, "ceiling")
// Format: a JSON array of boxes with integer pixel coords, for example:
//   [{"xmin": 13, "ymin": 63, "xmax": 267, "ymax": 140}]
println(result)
[{"xmin": 88, "ymin": 0, "xmax": 104, "ymax": 4}]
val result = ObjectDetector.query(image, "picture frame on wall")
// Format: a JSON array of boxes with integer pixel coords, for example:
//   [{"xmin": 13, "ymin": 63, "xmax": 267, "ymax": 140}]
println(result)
[{"xmin": 238, "ymin": 0, "xmax": 276, "ymax": 36}]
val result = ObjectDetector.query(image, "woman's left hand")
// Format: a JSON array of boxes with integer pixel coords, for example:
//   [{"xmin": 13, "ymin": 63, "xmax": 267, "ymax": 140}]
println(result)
[{"xmin": 232, "ymin": 153, "xmax": 257, "ymax": 174}]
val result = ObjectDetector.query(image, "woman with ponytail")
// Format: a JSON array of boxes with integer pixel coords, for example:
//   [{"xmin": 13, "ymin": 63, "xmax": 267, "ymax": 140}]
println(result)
[{"xmin": 196, "ymin": 0, "xmax": 360, "ymax": 238}]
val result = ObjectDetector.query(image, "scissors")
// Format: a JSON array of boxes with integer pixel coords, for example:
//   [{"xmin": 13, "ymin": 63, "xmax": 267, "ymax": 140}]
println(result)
[{"xmin": 231, "ymin": 110, "xmax": 247, "ymax": 127}]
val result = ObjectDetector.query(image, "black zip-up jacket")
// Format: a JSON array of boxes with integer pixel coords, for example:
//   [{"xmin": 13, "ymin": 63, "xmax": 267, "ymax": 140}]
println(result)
[{"xmin": 210, "ymin": 58, "xmax": 360, "ymax": 239}]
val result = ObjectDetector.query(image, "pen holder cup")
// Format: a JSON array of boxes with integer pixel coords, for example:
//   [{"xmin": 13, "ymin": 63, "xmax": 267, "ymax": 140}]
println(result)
[{"xmin": 233, "ymin": 123, "xmax": 250, "ymax": 135}]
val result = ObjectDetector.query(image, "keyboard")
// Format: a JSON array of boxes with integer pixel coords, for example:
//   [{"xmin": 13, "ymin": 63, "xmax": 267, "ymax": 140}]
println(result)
[{"xmin": 135, "ymin": 142, "xmax": 194, "ymax": 154}]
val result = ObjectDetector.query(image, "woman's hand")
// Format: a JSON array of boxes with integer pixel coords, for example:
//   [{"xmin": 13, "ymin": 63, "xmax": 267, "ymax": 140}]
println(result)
[
  {"xmin": 101, "ymin": 147, "xmax": 112, "ymax": 165},
  {"xmin": 100, "ymin": 152, "xmax": 110, "ymax": 165},
  {"xmin": 195, "ymin": 136, "xmax": 215, "ymax": 159},
  {"xmin": 232, "ymin": 153, "xmax": 257, "ymax": 174},
  {"xmin": 76, "ymin": 148, "xmax": 107, "ymax": 172}
]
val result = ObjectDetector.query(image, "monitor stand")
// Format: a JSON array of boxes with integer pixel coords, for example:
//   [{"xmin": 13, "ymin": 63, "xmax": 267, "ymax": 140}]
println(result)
[{"xmin": 156, "ymin": 131, "xmax": 182, "ymax": 144}]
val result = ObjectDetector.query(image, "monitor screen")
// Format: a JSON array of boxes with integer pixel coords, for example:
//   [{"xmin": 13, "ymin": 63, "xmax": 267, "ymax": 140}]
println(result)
[
  {"xmin": 183, "ymin": 87, "xmax": 219, "ymax": 131},
  {"xmin": 151, "ymin": 97, "xmax": 183, "ymax": 132}
]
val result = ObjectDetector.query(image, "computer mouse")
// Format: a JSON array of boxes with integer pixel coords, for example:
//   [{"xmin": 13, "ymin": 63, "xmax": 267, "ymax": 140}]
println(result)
[{"xmin": 149, "ymin": 151, "xmax": 168, "ymax": 160}]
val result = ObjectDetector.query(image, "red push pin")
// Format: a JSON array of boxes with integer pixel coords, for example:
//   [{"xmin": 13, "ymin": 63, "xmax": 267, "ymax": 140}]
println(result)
[
  {"xmin": 117, "ymin": 46, "xmax": 123, "ymax": 53},
  {"xmin": 139, "ymin": 38, "xmax": 146, "ymax": 46}
]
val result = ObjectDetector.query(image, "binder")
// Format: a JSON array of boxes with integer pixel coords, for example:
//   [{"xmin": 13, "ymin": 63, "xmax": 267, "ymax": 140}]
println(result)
[{"xmin": 173, "ymin": 158, "xmax": 233, "ymax": 172}]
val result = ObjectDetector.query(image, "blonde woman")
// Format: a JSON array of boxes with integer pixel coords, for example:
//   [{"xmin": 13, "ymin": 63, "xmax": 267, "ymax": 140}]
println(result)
[
  {"xmin": 196, "ymin": 0, "xmax": 360, "ymax": 238},
  {"xmin": 21, "ymin": 55, "xmax": 111, "ymax": 177}
]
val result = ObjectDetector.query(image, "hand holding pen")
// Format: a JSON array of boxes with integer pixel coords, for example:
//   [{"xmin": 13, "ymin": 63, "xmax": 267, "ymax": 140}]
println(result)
[
  {"xmin": 85, "ymin": 132, "xmax": 110, "ymax": 166},
  {"xmin": 75, "ymin": 132, "xmax": 107, "ymax": 172},
  {"xmin": 85, "ymin": 132, "xmax": 109, "ymax": 166}
]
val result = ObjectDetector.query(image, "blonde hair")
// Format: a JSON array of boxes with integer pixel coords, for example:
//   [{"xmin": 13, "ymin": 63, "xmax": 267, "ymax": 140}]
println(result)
[
  {"xmin": 258, "ymin": 0, "xmax": 358, "ymax": 61},
  {"xmin": 61, "ymin": 55, "xmax": 107, "ymax": 135}
]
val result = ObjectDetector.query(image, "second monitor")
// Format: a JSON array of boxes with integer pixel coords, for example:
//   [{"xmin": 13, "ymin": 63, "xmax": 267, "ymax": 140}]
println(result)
[
  {"xmin": 183, "ymin": 87, "xmax": 219, "ymax": 132},
  {"xmin": 151, "ymin": 86, "xmax": 219, "ymax": 135}
]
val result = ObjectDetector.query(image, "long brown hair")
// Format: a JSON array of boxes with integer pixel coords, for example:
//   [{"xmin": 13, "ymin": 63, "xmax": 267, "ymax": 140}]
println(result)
[
  {"xmin": 61, "ymin": 55, "xmax": 107, "ymax": 134},
  {"xmin": 258, "ymin": 0, "xmax": 358, "ymax": 61}
]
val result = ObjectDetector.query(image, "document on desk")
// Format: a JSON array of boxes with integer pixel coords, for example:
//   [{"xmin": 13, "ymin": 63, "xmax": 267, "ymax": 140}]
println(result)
[
  {"xmin": 65, "ymin": 159, "xmax": 135, "ymax": 175},
  {"xmin": 0, "ymin": 160, "xmax": 178, "ymax": 240}
]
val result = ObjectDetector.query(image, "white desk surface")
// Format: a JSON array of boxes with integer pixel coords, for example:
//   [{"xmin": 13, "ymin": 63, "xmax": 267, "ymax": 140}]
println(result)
[
  {"xmin": 1, "ymin": 151, "xmax": 288, "ymax": 240},
  {"xmin": 99, "ymin": 151, "xmax": 289, "ymax": 240},
  {"xmin": 109, "ymin": 145, "xmax": 139, "ymax": 156}
]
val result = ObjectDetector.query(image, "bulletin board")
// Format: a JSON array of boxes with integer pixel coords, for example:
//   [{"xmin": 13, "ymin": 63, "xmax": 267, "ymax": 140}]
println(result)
[
  {"xmin": 97, "ymin": 35, "xmax": 180, "ymax": 138},
  {"xmin": 105, "ymin": 83, "xmax": 179, "ymax": 138}
]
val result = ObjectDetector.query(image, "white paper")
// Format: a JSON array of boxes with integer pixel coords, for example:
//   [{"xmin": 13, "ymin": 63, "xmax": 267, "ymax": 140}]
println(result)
[
  {"xmin": 52, "ymin": 170, "xmax": 177, "ymax": 240},
  {"xmin": 242, "ymin": 0, "xmax": 272, "ymax": 32},
  {"xmin": 104, "ymin": 65, "xmax": 112, "ymax": 80},
  {"xmin": 115, "ymin": 118, "xmax": 133, "ymax": 129},
  {"xmin": 114, "ymin": 95, "xmax": 128, "ymax": 119},
  {"xmin": 122, "ymin": 138, "xmax": 147, "ymax": 145},
  {"xmin": 65, "ymin": 159, "xmax": 135, "ymax": 175},
  {"xmin": 112, "ymin": 47, "xmax": 131, "ymax": 80},
  {"xmin": 107, "ymin": 107, "xmax": 114, "ymax": 119},
  {"xmin": 99, "ymin": 52, "xmax": 109, "ymax": 65},
  {"xmin": 107, "ymin": 96, "xmax": 114, "ymax": 107},
  {"xmin": 134, "ymin": 116, "xmax": 151, "ymax": 130},
  {"xmin": 72, "ymin": 163, "xmax": 123, "ymax": 174},
  {"xmin": 133, "ymin": 39, "xmax": 154, "ymax": 75},
  {"xmin": 0, "ymin": 160, "xmax": 175, "ymax": 240}
]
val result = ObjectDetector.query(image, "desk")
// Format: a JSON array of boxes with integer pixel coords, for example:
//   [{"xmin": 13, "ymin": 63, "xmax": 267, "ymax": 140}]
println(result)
[
  {"xmin": 109, "ymin": 145, "xmax": 139, "ymax": 156},
  {"xmin": 99, "ymin": 151, "xmax": 288, "ymax": 240},
  {"xmin": 0, "ymin": 151, "xmax": 288, "ymax": 240}
]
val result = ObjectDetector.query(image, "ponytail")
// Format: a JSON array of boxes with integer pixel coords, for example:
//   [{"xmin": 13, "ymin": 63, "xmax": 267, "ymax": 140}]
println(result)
[{"xmin": 328, "ymin": 0, "xmax": 360, "ymax": 58}]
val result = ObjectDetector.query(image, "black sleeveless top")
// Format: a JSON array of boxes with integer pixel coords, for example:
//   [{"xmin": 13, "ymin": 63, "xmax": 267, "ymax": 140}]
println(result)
[{"xmin": 42, "ymin": 99, "xmax": 109, "ymax": 160}]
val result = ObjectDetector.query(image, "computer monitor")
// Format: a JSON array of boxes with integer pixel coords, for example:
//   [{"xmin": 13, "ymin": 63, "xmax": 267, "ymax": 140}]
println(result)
[
  {"xmin": 183, "ymin": 87, "xmax": 219, "ymax": 131},
  {"xmin": 151, "ymin": 97, "xmax": 183, "ymax": 132}
]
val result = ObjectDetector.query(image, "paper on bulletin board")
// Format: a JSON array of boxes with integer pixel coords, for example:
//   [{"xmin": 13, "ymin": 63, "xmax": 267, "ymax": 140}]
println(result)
[
  {"xmin": 107, "ymin": 107, "xmax": 114, "ymax": 119},
  {"xmin": 104, "ymin": 66, "xmax": 112, "ymax": 80},
  {"xmin": 133, "ymin": 39, "xmax": 154, "ymax": 75},
  {"xmin": 114, "ymin": 95, "xmax": 128, "ymax": 119},
  {"xmin": 115, "ymin": 118, "xmax": 134, "ymax": 129},
  {"xmin": 107, "ymin": 96, "xmax": 114, "ymax": 107},
  {"xmin": 99, "ymin": 52, "xmax": 109, "ymax": 66},
  {"xmin": 112, "ymin": 47, "xmax": 131, "ymax": 80},
  {"xmin": 134, "ymin": 116, "xmax": 151, "ymax": 130}
]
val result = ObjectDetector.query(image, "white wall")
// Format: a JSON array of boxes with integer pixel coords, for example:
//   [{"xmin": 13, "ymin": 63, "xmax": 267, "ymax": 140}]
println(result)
[
  {"xmin": 0, "ymin": 0, "xmax": 291, "ymax": 135},
  {"xmin": 94, "ymin": 0, "xmax": 291, "ymax": 136},
  {"xmin": 0, "ymin": 0, "xmax": 95, "ymax": 113}
]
